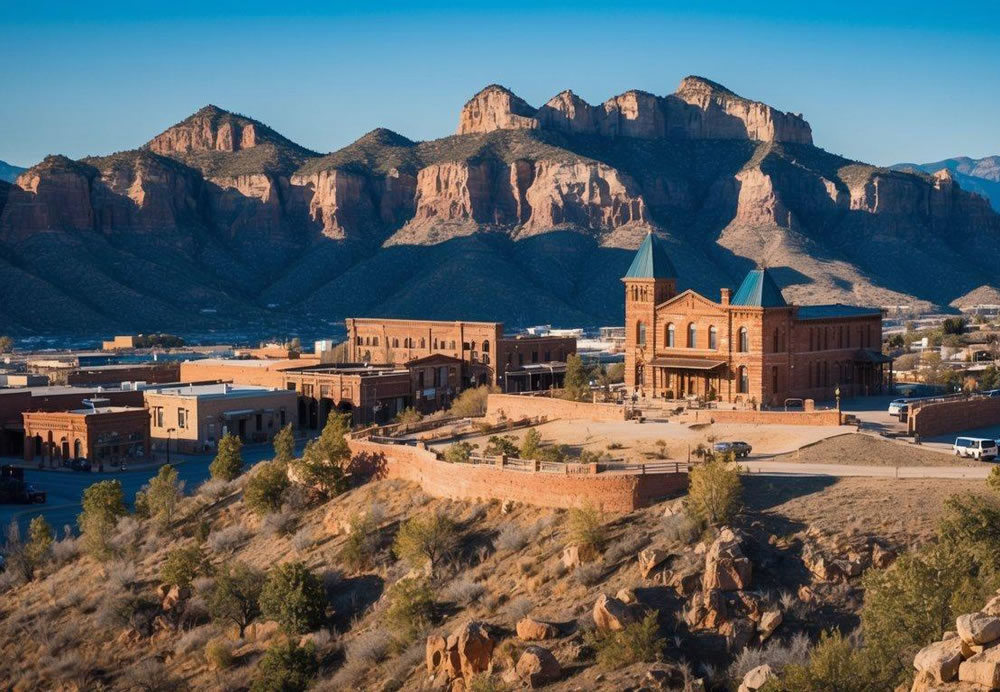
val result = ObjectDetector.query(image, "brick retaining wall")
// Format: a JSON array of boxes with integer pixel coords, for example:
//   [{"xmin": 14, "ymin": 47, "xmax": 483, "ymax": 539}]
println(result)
[
  {"xmin": 909, "ymin": 397, "xmax": 1000, "ymax": 437},
  {"xmin": 683, "ymin": 408, "xmax": 843, "ymax": 426},
  {"xmin": 486, "ymin": 393, "xmax": 626, "ymax": 423},
  {"xmin": 348, "ymin": 439, "xmax": 686, "ymax": 512}
]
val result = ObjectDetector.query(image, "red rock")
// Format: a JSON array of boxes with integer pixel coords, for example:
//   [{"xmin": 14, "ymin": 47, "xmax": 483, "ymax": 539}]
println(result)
[{"xmin": 515, "ymin": 646, "xmax": 561, "ymax": 688}]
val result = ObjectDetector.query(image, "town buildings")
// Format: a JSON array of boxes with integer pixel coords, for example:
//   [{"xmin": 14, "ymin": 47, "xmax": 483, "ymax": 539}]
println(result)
[
  {"xmin": 143, "ymin": 383, "xmax": 296, "ymax": 454},
  {"xmin": 22, "ymin": 404, "xmax": 150, "ymax": 467},
  {"xmin": 344, "ymin": 318, "xmax": 576, "ymax": 392},
  {"xmin": 66, "ymin": 362, "xmax": 181, "ymax": 387},
  {"xmin": 283, "ymin": 364, "xmax": 412, "ymax": 428},
  {"xmin": 623, "ymin": 233, "xmax": 889, "ymax": 405}
]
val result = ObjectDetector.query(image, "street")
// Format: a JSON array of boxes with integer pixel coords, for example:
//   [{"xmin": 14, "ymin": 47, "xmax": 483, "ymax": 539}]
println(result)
[{"xmin": 0, "ymin": 440, "xmax": 307, "ymax": 536}]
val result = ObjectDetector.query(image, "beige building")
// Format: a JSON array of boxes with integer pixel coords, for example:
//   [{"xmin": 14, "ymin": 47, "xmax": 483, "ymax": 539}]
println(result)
[{"xmin": 143, "ymin": 383, "xmax": 296, "ymax": 454}]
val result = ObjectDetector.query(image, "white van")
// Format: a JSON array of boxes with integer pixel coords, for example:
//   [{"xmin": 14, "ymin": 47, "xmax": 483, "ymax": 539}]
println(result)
[
  {"xmin": 888, "ymin": 399, "xmax": 909, "ymax": 415},
  {"xmin": 953, "ymin": 437, "xmax": 998, "ymax": 460}
]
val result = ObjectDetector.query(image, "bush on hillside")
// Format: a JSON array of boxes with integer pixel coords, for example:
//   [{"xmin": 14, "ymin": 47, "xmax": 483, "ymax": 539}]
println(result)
[
  {"xmin": 448, "ymin": 385, "xmax": 496, "ymax": 418},
  {"xmin": 208, "ymin": 562, "xmax": 265, "ymax": 637},
  {"xmin": 78, "ymin": 480, "xmax": 128, "ymax": 560},
  {"xmin": 209, "ymin": 433, "xmax": 244, "ymax": 481},
  {"xmin": 685, "ymin": 456, "xmax": 742, "ymax": 526},
  {"xmin": 383, "ymin": 578, "xmax": 435, "ymax": 644},
  {"xmin": 393, "ymin": 513, "xmax": 459, "ymax": 573},
  {"xmin": 251, "ymin": 638, "xmax": 317, "ymax": 692},
  {"xmin": 585, "ymin": 611, "xmax": 665, "ymax": 669},
  {"xmin": 259, "ymin": 562, "xmax": 326, "ymax": 634},
  {"xmin": 244, "ymin": 461, "xmax": 290, "ymax": 515},
  {"xmin": 272, "ymin": 423, "xmax": 295, "ymax": 465},
  {"xmin": 161, "ymin": 545, "xmax": 205, "ymax": 589}
]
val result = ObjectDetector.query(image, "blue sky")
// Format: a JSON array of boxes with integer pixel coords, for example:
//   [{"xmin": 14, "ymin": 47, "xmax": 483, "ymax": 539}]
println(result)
[{"xmin": 1, "ymin": 1, "xmax": 998, "ymax": 168}]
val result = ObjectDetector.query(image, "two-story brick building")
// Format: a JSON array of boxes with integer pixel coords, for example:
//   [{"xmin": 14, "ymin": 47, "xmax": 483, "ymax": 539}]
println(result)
[{"xmin": 623, "ymin": 233, "xmax": 890, "ymax": 406}]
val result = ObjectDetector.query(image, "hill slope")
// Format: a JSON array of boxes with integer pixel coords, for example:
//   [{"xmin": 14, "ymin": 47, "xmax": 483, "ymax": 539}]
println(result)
[
  {"xmin": 894, "ymin": 155, "xmax": 1000, "ymax": 212},
  {"xmin": 0, "ymin": 160, "xmax": 26, "ymax": 183},
  {"xmin": 1, "ymin": 78, "xmax": 999, "ymax": 335}
]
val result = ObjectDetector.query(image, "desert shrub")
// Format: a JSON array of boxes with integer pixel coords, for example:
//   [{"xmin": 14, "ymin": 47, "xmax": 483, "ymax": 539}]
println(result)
[
  {"xmin": 144, "ymin": 464, "xmax": 184, "ymax": 528},
  {"xmin": 393, "ymin": 512, "xmax": 459, "ymax": 572},
  {"xmin": 448, "ymin": 385, "xmax": 496, "ymax": 418},
  {"xmin": 767, "ymin": 630, "xmax": 867, "ymax": 692},
  {"xmin": 245, "ymin": 461, "xmax": 290, "ymax": 515},
  {"xmin": 728, "ymin": 632, "xmax": 810, "ymax": 680},
  {"xmin": 273, "ymin": 423, "xmax": 296, "ymax": 465},
  {"xmin": 662, "ymin": 513, "xmax": 702, "ymax": 544},
  {"xmin": 27, "ymin": 516, "xmax": 54, "ymax": 567},
  {"xmin": 78, "ymin": 480, "xmax": 128, "ymax": 560},
  {"xmin": 291, "ymin": 527, "xmax": 314, "ymax": 553},
  {"xmin": 603, "ymin": 531, "xmax": 648, "ymax": 564},
  {"xmin": 106, "ymin": 559, "xmax": 139, "ymax": 591},
  {"xmin": 207, "ymin": 525, "xmax": 251, "ymax": 555},
  {"xmin": 291, "ymin": 413, "xmax": 351, "ymax": 497},
  {"xmin": 685, "ymin": 456, "xmax": 742, "ymax": 526},
  {"xmin": 199, "ymin": 478, "xmax": 234, "ymax": 501},
  {"xmin": 506, "ymin": 596, "xmax": 534, "ymax": 621},
  {"xmin": 210, "ymin": 433, "xmax": 244, "ymax": 481},
  {"xmin": 568, "ymin": 503, "xmax": 607, "ymax": 553},
  {"xmin": 205, "ymin": 638, "xmax": 235, "ymax": 669},
  {"xmin": 495, "ymin": 523, "xmax": 532, "ymax": 553},
  {"xmin": 519, "ymin": 429, "xmax": 542, "ymax": 459},
  {"xmin": 579, "ymin": 450, "xmax": 611, "ymax": 464},
  {"xmin": 175, "ymin": 624, "xmax": 217, "ymax": 655},
  {"xmin": 209, "ymin": 562, "xmax": 265, "ymax": 637},
  {"xmin": 573, "ymin": 563, "xmax": 605, "ymax": 586},
  {"xmin": 51, "ymin": 534, "xmax": 79, "ymax": 566},
  {"xmin": 262, "ymin": 510, "xmax": 297, "ymax": 537},
  {"xmin": 340, "ymin": 512, "xmax": 380, "ymax": 571},
  {"xmin": 260, "ymin": 562, "xmax": 326, "ymax": 634},
  {"xmin": 4, "ymin": 518, "xmax": 53, "ymax": 582},
  {"xmin": 161, "ymin": 545, "xmax": 205, "ymax": 589},
  {"xmin": 606, "ymin": 442, "xmax": 624, "ymax": 451},
  {"xmin": 97, "ymin": 594, "xmax": 158, "ymax": 632},
  {"xmin": 395, "ymin": 407, "xmax": 423, "ymax": 425},
  {"xmin": 251, "ymin": 638, "xmax": 318, "ymax": 692},
  {"xmin": 119, "ymin": 658, "xmax": 185, "ymax": 692},
  {"xmin": 444, "ymin": 441, "xmax": 477, "ymax": 463},
  {"xmin": 444, "ymin": 577, "xmax": 486, "ymax": 606},
  {"xmin": 382, "ymin": 578, "xmax": 435, "ymax": 643},
  {"xmin": 586, "ymin": 611, "xmax": 665, "ymax": 669},
  {"xmin": 345, "ymin": 628, "xmax": 392, "ymax": 665},
  {"xmin": 108, "ymin": 515, "xmax": 145, "ymax": 558},
  {"xmin": 484, "ymin": 434, "xmax": 519, "ymax": 457}
]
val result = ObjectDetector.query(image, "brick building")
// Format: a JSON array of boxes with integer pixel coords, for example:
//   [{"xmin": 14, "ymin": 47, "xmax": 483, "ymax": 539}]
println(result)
[
  {"xmin": 623, "ymin": 233, "xmax": 889, "ymax": 406},
  {"xmin": 282, "ymin": 364, "xmax": 412, "ymax": 429},
  {"xmin": 345, "ymin": 318, "xmax": 575, "ymax": 392},
  {"xmin": 178, "ymin": 358, "xmax": 318, "ymax": 389},
  {"xmin": 143, "ymin": 383, "xmax": 296, "ymax": 454},
  {"xmin": 66, "ymin": 362, "xmax": 181, "ymax": 387},
  {"xmin": 23, "ymin": 405, "xmax": 150, "ymax": 467}
]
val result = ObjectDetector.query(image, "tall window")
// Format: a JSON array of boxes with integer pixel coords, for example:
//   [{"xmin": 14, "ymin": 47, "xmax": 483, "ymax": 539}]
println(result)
[
  {"xmin": 637, "ymin": 321, "xmax": 647, "ymax": 347},
  {"xmin": 739, "ymin": 327, "xmax": 749, "ymax": 353},
  {"xmin": 687, "ymin": 323, "xmax": 697, "ymax": 348},
  {"xmin": 709, "ymin": 326, "xmax": 718, "ymax": 350},
  {"xmin": 177, "ymin": 408, "xmax": 187, "ymax": 429},
  {"xmin": 773, "ymin": 328, "xmax": 780, "ymax": 353},
  {"xmin": 738, "ymin": 366, "xmax": 749, "ymax": 394},
  {"xmin": 772, "ymin": 366, "xmax": 779, "ymax": 393},
  {"xmin": 666, "ymin": 323, "xmax": 675, "ymax": 347}
]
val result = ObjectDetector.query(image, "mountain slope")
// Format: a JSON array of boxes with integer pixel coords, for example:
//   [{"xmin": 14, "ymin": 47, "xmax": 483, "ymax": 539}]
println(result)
[
  {"xmin": 1, "ymin": 78, "xmax": 998, "ymax": 335},
  {"xmin": 0, "ymin": 160, "xmax": 26, "ymax": 183},
  {"xmin": 894, "ymin": 156, "xmax": 1000, "ymax": 212}
]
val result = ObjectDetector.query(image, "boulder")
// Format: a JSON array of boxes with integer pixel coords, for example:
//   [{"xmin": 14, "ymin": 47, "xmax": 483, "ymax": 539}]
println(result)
[
  {"xmin": 959, "ymin": 646, "xmax": 1000, "ymax": 687},
  {"xmin": 161, "ymin": 584, "xmax": 191, "ymax": 611},
  {"xmin": 701, "ymin": 589, "xmax": 727, "ymax": 629},
  {"xmin": 872, "ymin": 543, "xmax": 897, "ymax": 569},
  {"xmin": 738, "ymin": 591, "xmax": 764, "ymax": 621},
  {"xmin": 702, "ymin": 528, "xmax": 752, "ymax": 591},
  {"xmin": 802, "ymin": 544, "xmax": 843, "ymax": 583},
  {"xmin": 593, "ymin": 594, "xmax": 635, "ymax": 632},
  {"xmin": 957, "ymin": 613, "xmax": 1000, "ymax": 645},
  {"xmin": 561, "ymin": 545, "xmax": 584, "ymax": 570},
  {"xmin": 615, "ymin": 587, "xmax": 638, "ymax": 604},
  {"xmin": 668, "ymin": 568, "xmax": 701, "ymax": 596},
  {"xmin": 426, "ymin": 634, "xmax": 448, "ymax": 675},
  {"xmin": 758, "ymin": 610, "xmax": 783, "ymax": 642},
  {"xmin": 451, "ymin": 621, "xmax": 495, "ymax": 679},
  {"xmin": 516, "ymin": 617, "xmax": 559, "ymax": 641},
  {"xmin": 739, "ymin": 664, "xmax": 776, "ymax": 692},
  {"xmin": 982, "ymin": 596, "xmax": 1000, "ymax": 617},
  {"xmin": 913, "ymin": 638, "xmax": 964, "ymax": 683},
  {"xmin": 645, "ymin": 664, "xmax": 687, "ymax": 690},
  {"xmin": 721, "ymin": 617, "xmax": 755, "ymax": 652},
  {"xmin": 638, "ymin": 548, "xmax": 671, "ymax": 579},
  {"xmin": 515, "ymin": 646, "xmax": 561, "ymax": 688}
]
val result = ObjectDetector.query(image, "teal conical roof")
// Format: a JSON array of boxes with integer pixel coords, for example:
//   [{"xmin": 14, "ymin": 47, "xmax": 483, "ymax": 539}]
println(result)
[
  {"xmin": 731, "ymin": 268, "xmax": 787, "ymax": 307},
  {"xmin": 624, "ymin": 232, "xmax": 677, "ymax": 279}
]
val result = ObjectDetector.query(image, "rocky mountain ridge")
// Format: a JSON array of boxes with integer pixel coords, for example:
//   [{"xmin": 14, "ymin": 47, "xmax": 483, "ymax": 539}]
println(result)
[
  {"xmin": 894, "ymin": 155, "xmax": 1000, "ymax": 213},
  {"xmin": 1, "ymin": 76, "xmax": 998, "ymax": 333},
  {"xmin": 0, "ymin": 160, "xmax": 26, "ymax": 184}
]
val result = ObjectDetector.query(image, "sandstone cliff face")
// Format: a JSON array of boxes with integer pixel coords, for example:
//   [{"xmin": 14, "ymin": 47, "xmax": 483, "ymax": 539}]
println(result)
[
  {"xmin": 2, "ymin": 156, "xmax": 97, "ymax": 239},
  {"xmin": 146, "ymin": 105, "xmax": 264, "ymax": 154},
  {"xmin": 457, "ymin": 85, "xmax": 539, "ymax": 135}
]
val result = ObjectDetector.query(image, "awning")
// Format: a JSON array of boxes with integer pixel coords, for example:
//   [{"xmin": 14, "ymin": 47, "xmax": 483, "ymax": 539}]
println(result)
[
  {"xmin": 854, "ymin": 349, "xmax": 894, "ymax": 364},
  {"xmin": 650, "ymin": 357, "xmax": 726, "ymax": 371},
  {"xmin": 222, "ymin": 409, "xmax": 255, "ymax": 418}
]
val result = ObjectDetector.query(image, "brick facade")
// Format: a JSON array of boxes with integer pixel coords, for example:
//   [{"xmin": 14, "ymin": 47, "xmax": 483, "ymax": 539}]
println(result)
[
  {"xmin": 282, "ymin": 366, "xmax": 412, "ymax": 429},
  {"xmin": 486, "ymin": 393, "xmax": 626, "ymax": 423},
  {"xmin": 22, "ymin": 407, "xmax": 150, "ymax": 467},
  {"xmin": 909, "ymin": 397, "xmax": 1000, "ymax": 437}
]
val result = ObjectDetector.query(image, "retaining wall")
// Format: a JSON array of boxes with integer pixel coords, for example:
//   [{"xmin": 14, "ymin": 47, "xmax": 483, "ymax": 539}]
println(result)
[
  {"xmin": 348, "ymin": 439, "xmax": 686, "ymax": 512},
  {"xmin": 909, "ymin": 397, "xmax": 1000, "ymax": 437},
  {"xmin": 486, "ymin": 393, "xmax": 626, "ymax": 423},
  {"xmin": 683, "ymin": 408, "xmax": 842, "ymax": 426}
]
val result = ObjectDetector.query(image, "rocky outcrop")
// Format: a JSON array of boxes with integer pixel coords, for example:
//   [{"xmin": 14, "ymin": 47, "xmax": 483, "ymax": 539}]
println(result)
[
  {"xmin": 593, "ymin": 594, "xmax": 636, "ymax": 632},
  {"xmin": 516, "ymin": 617, "xmax": 559, "ymax": 641},
  {"xmin": 514, "ymin": 646, "xmax": 561, "ymax": 688},
  {"xmin": 457, "ymin": 85, "xmax": 540, "ymax": 135},
  {"xmin": 703, "ymin": 528, "xmax": 752, "ymax": 592},
  {"xmin": 147, "ymin": 105, "xmax": 268, "ymax": 154}
]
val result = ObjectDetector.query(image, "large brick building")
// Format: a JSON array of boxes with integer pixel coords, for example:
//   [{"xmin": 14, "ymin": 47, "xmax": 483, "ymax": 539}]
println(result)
[
  {"xmin": 345, "ymin": 318, "xmax": 576, "ymax": 392},
  {"xmin": 23, "ymin": 405, "xmax": 150, "ymax": 467},
  {"xmin": 623, "ymin": 233, "xmax": 889, "ymax": 406},
  {"xmin": 282, "ymin": 364, "xmax": 413, "ymax": 429}
]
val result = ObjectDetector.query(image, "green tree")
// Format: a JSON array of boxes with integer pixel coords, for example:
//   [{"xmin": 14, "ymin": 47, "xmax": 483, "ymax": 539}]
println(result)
[
  {"xmin": 767, "ymin": 630, "xmax": 868, "ymax": 692},
  {"xmin": 251, "ymin": 638, "xmax": 317, "ymax": 692},
  {"xmin": 339, "ymin": 512, "xmax": 380, "ymax": 571},
  {"xmin": 78, "ymin": 480, "xmax": 127, "ymax": 560},
  {"xmin": 259, "ymin": 562, "xmax": 326, "ymax": 634},
  {"xmin": 145, "ymin": 464, "xmax": 183, "ymax": 527},
  {"xmin": 685, "ymin": 455, "xmax": 742, "ymax": 526},
  {"xmin": 449, "ymin": 385, "xmax": 497, "ymax": 418},
  {"xmin": 209, "ymin": 562, "xmax": 265, "ymax": 637},
  {"xmin": 568, "ymin": 503, "xmax": 607, "ymax": 554},
  {"xmin": 982, "ymin": 365, "xmax": 1000, "ymax": 391},
  {"xmin": 520, "ymin": 429, "xmax": 542, "ymax": 460},
  {"xmin": 484, "ymin": 435, "xmax": 519, "ymax": 457},
  {"xmin": 562, "ymin": 354, "xmax": 591, "ymax": 402},
  {"xmin": 0, "ymin": 336, "xmax": 13, "ymax": 353},
  {"xmin": 395, "ymin": 407, "xmax": 423, "ymax": 425},
  {"xmin": 210, "ymin": 433, "xmax": 244, "ymax": 481},
  {"xmin": 272, "ymin": 423, "xmax": 295, "ymax": 465},
  {"xmin": 245, "ymin": 461, "xmax": 290, "ymax": 515},
  {"xmin": 942, "ymin": 317, "xmax": 967, "ymax": 335},
  {"xmin": 393, "ymin": 513, "xmax": 459, "ymax": 573},
  {"xmin": 291, "ymin": 412, "xmax": 351, "ymax": 497},
  {"xmin": 383, "ymin": 578, "xmax": 435, "ymax": 643},
  {"xmin": 26, "ymin": 516, "xmax": 53, "ymax": 569},
  {"xmin": 443, "ymin": 441, "xmax": 477, "ymax": 463},
  {"xmin": 585, "ymin": 611, "xmax": 665, "ymax": 669},
  {"xmin": 161, "ymin": 545, "xmax": 204, "ymax": 589}
]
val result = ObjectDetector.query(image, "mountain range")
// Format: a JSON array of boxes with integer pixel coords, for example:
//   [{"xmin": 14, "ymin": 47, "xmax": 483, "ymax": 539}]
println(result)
[
  {"xmin": 0, "ymin": 160, "xmax": 26, "ymax": 184},
  {"xmin": 893, "ymin": 156, "xmax": 1000, "ymax": 213},
  {"xmin": 1, "ymin": 76, "xmax": 999, "ymax": 335}
]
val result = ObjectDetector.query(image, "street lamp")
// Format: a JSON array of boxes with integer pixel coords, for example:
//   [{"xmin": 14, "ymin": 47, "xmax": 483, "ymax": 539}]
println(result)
[
  {"xmin": 834, "ymin": 385, "xmax": 841, "ymax": 410},
  {"xmin": 166, "ymin": 428, "xmax": 176, "ymax": 465}
]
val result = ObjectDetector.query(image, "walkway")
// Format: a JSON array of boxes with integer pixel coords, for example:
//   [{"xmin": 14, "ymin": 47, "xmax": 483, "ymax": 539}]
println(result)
[{"xmin": 743, "ymin": 458, "xmax": 991, "ymax": 480}]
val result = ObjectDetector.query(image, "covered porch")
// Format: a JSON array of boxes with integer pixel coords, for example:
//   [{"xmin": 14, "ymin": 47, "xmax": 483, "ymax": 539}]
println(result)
[{"xmin": 647, "ymin": 357, "xmax": 728, "ymax": 400}]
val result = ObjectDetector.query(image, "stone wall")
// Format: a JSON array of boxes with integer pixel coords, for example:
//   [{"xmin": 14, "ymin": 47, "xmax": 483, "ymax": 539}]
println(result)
[
  {"xmin": 486, "ymin": 393, "xmax": 626, "ymax": 423},
  {"xmin": 348, "ymin": 438, "xmax": 686, "ymax": 512},
  {"xmin": 683, "ymin": 408, "xmax": 842, "ymax": 427},
  {"xmin": 909, "ymin": 397, "xmax": 1000, "ymax": 437}
]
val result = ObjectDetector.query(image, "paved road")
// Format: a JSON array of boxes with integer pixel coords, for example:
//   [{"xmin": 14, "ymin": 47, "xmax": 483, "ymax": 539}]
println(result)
[
  {"xmin": 742, "ymin": 459, "xmax": 991, "ymax": 480},
  {"xmin": 0, "ymin": 439, "xmax": 308, "ymax": 535}
]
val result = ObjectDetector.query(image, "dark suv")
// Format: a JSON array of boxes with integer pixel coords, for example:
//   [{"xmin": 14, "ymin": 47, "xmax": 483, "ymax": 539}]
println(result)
[{"xmin": 712, "ymin": 441, "xmax": 753, "ymax": 458}]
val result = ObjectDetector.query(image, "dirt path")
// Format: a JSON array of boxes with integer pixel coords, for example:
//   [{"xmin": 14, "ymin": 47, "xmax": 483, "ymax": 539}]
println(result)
[{"xmin": 772, "ymin": 433, "xmax": 983, "ymax": 467}]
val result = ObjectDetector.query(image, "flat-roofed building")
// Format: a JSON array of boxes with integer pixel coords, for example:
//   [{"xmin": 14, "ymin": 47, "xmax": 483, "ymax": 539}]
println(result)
[
  {"xmin": 178, "ymin": 358, "xmax": 318, "ymax": 389},
  {"xmin": 143, "ymin": 383, "xmax": 296, "ymax": 454},
  {"xmin": 67, "ymin": 362, "xmax": 181, "ymax": 387},
  {"xmin": 282, "ymin": 364, "xmax": 412, "ymax": 428},
  {"xmin": 23, "ymin": 405, "xmax": 150, "ymax": 468}
]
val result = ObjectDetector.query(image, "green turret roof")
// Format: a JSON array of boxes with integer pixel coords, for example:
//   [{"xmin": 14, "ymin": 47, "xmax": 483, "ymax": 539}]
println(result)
[
  {"xmin": 731, "ymin": 268, "xmax": 787, "ymax": 307},
  {"xmin": 624, "ymin": 232, "xmax": 677, "ymax": 279}
]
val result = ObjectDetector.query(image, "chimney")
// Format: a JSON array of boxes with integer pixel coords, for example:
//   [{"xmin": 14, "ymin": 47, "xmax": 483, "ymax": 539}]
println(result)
[{"xmin": 720, "ymin": 288, "xmax": 731, "ymax": 305}]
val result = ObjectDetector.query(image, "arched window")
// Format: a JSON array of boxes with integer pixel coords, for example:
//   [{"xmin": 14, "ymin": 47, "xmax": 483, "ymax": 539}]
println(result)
[
  {"xmin": 482, "ymin": 353, "xmax": 490, "ymax": 365},
  {"xmin": 636, "ymin": 363, "xmax": 645, "ymax": 386},
  {"xmin": 637, "ymin": 321, "xmax": 647, "ymax": 347},
  {"xmin": 450, "ymin": 340, "xmax": 456, "ymax": 350},
  {"xmin": 737, "ymin": 366, "xmax": 749, "ymax": 393},
  {"xmin": 739, "ymin": 327, "xmax": 749, "ymax": 353},
  {"xmin": 666, "ymin": 323, "xmax": 675, "ymax": 348},
  {"xmin": 419, "ymin": 338, "xmax": 426, "ymax": 349},
  {"xmin": 482, "ymin": 341, "xmax": 490, "ymax": 353},
  {"xmin": 709, "ymin": 326, "xmax": 718, "ymax": 350},
  {"xmin": 392, "ymin": 338, "xmax": 399, "ymax": 348},
  {"xmin": 687, "ymin": 323, "xmax": 697, "ymax": 348},
  {"xmin": 773, "ymin": 328, "xmax": 780, "ymax": 353}
]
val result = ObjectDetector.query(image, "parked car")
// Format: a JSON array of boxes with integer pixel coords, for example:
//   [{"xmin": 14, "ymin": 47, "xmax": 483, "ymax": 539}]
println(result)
[
  {"xmin": 713, "ymin": 441, "xmax": 753, "ymax": 458},
  {"xmin": 0, "ymin": 477, "xmax": 46, "ymax": 504},
  {"xmin": 887, "ymin": 399, "xmax": 910, "ymax": 415},
  {"xmin": 70, "ymin": 458, "xmax": 92, "ymax": 472},
  {"xmin": 953, "ymin": 437, "xmax": 998, "ymax": 461}
]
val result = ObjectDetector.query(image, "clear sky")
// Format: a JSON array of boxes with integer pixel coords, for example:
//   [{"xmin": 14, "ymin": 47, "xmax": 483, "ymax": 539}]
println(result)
[{"xmin": 2, "ymin": 1, "xmax": 998, "ymax": 168}]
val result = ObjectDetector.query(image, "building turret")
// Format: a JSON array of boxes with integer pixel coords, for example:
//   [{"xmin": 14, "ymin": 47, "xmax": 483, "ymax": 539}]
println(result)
[{"xmin": 622, "ymin": 232, "xmax": 677, "ymax": 394}]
